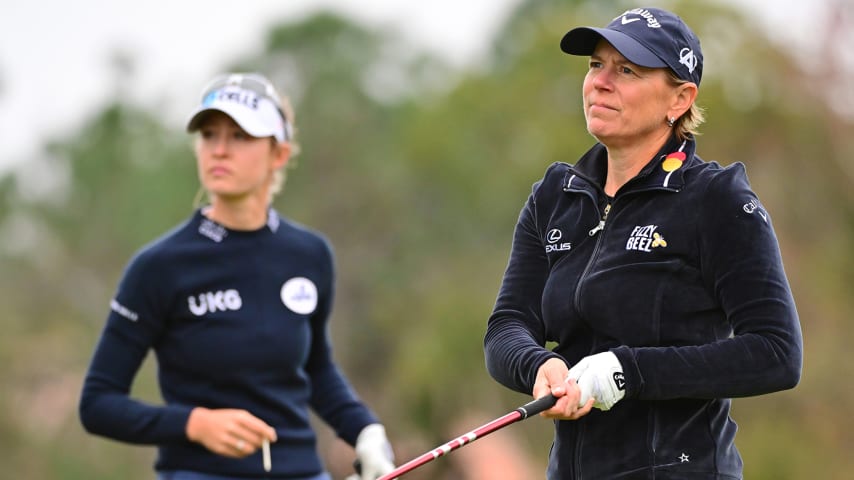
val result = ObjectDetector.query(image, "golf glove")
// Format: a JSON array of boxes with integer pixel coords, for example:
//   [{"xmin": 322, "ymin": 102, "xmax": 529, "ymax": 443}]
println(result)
[
  {"xmin": 567, "ymin": 351, "xmax": 626, "ymax": 411},
  {"xmin": 347, "ymin": 423, "xmax": 395, "ymax": 480}
]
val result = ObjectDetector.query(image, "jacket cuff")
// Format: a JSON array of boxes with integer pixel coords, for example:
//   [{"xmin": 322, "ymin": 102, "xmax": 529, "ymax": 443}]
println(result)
[{"xmin": 611, "ymin": 346, "xmax": 642, "ymax": 399}]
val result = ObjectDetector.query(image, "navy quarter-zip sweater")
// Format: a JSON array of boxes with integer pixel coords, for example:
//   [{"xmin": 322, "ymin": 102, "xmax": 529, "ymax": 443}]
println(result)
[
  {"xmin": 484, "ymin": 136, "xmax": 802, "ymax": 479},
  {"xmin": 80, "ymin": 209, "xmax": 378, "ymax": 478}
]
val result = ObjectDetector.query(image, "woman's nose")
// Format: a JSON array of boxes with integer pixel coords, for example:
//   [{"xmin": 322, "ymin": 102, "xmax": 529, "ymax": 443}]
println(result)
[
  {"xmin": 590, "ymin": 69, "xmax": 613, "ymax": 89},
  {"xmin": 210, "ymin": 135, "xmax": 230, "ymax": 155}
]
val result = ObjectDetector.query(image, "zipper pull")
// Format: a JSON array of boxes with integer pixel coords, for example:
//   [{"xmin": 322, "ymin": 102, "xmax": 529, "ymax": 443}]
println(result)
[{"xmin": 588, "ymin": 203, "xmax": 611, "ymax": 236}]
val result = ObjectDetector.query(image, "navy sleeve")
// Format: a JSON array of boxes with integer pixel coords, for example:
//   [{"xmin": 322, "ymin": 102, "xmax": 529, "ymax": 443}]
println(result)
[
  {"xmin": 79, "ymin": 250, "xmax": 193, "ymax": 444},
  {"xmin": 614, "ymin": 163, "xmax": 803, "ymax": 399},
  {"xmin": 484, "ymin": 184, "xmax": 563, "ymax": 395},
  {"xmin": 306, "ymin": 239, "xmax": 378, "ymax": 446}
]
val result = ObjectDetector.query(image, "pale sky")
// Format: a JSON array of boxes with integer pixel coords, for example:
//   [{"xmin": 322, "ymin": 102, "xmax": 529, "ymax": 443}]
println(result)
[
  {"xmin": 0, "ymin": 0, "xmax": 524, "ymax": 172},
  {"xmin": 0, "ymin": 0, "xmax": 836, "ymax": 174}
]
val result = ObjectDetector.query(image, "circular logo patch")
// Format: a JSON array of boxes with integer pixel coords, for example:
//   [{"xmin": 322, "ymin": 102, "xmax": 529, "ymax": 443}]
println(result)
[
  {"xmin": 662, "ymin": 151, "xmax": 686, "ymax": 172},
  {"xmin": 280, "ymin": 277, "xmax": 318, "ymax": 314}
]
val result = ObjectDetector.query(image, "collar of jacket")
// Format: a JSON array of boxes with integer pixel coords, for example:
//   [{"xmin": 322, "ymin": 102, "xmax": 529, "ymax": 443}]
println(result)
[{"xmin": 565, "ymin": 135, "xmax": 697, "ymax": 194}]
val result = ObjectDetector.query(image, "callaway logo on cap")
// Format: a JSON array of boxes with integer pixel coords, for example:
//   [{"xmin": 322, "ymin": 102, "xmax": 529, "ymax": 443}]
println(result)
[{"xmin": 560, "ymin": 7, "xmax": 703, "ymax": 86}]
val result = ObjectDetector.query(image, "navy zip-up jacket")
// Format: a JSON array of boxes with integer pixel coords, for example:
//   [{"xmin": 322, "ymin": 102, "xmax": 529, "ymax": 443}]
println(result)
[
  {"xmin": 80, "ymin": 209, "xmax": 378, "ymax": 478},
  {"xmin": 484, "ymin": 136, "xmax": 802, "ymax": 479}
]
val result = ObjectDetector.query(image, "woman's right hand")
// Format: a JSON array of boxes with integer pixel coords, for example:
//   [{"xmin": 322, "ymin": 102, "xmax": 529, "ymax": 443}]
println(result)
[
  {"xmin": 533, "ymin": 357, "xmax": 594, "ymax": 420},
  {"xmin": 185, "ymin": 407, "xmax": 277, "ymax": 458}
]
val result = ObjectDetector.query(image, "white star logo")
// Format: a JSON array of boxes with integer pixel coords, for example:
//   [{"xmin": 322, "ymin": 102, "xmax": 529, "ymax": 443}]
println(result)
[{"xmin": 679, "ymin": 452, "xmax": 690, "ymax": 463}]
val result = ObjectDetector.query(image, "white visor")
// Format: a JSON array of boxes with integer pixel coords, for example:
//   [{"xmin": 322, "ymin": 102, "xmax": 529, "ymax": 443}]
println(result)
[{"xmin": 186, "ymin": 85, "xmax": 288, "ymax": 142}]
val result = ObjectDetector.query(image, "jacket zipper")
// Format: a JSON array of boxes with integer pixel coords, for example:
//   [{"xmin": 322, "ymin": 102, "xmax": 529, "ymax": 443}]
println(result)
[
  {"xmin": 573, "ymin": 421, "xmax": 586, "ymax": 479},
  {"xmin": 574, "ymin": 199, "xmax": 612, "ymax": 313},
  {"xmin": 587, "ymin": 203, "xmax": 611, "ymax": 236},
  {"xmin": 567, "ymin": 199, "xmax": 612, "ymax": 479}
]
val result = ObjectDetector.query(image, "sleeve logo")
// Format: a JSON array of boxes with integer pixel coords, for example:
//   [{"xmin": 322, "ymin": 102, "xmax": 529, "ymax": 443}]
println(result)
[
  {"xmin": 742, "ymin": 199, "xmax": 768, "ymax": 223},
  {"xmin": 110, "ymin": 299, "xmax": 139, "ymax": 322}
]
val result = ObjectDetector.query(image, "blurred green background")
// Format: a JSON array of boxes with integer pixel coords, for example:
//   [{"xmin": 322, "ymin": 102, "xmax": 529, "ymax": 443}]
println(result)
[{"xmin": 1, "ymin": 0, "xmax": 851, "ymax": 478}]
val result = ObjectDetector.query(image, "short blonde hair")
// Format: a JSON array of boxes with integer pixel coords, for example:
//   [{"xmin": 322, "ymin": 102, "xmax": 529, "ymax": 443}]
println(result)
[{"xmin": 667, "ymin": 71, "xmax": 705, "ymax": 141}]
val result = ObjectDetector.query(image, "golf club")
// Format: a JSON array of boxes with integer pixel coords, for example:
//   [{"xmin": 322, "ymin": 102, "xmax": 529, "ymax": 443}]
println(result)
[{"xmin": 374, "ymin": 394, "xmax": 558, "ymax": 480}]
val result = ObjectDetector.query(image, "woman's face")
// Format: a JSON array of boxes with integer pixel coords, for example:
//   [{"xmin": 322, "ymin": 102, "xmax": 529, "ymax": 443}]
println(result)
[
  {"xmin": 193, "ymin": 111, "xmax": 287, "ymax": 202},
  {"xmin": 582, "ymin": 40, "xmax": 677, "ymax": 148}
]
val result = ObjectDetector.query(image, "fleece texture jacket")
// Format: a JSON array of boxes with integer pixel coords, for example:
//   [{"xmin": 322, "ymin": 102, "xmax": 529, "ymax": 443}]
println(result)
[
  {"xmin": 484, "ymin": 135, "xmax": 802, "ymax": 479},
  {"xmin": 80, "ymin": 209, "xmax": 378, "ymax": 479}
]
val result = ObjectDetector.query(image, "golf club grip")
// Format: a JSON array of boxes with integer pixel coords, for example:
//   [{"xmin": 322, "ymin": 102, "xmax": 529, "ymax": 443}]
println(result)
[{"xmin": 516, "ymin": 392, "xmax": 559, "ymax": 419}]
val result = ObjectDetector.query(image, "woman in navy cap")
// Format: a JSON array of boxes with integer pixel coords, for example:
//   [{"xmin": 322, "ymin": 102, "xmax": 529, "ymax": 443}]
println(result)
[
  {"xmin": 484, "ymin": 8, "xmax": 802, "ymax": 479},
  {"xmin": 80, "ymin": 72, "xmax": 395, "ymax": 480}
]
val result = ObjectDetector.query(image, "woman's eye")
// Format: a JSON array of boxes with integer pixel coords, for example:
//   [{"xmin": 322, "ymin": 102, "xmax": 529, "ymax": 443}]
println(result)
[
  {"xmin": 621, "ymin": 66, "xmax": 634, "ymax": 75},
  {"xmin": 589, "ymin": 61, "xmax": 603, "ymax": 69}
]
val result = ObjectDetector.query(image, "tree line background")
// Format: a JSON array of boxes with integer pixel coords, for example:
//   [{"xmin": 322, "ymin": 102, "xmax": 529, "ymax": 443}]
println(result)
[{"xmin": 1, "ymin": 0, "xmax": 851, "ymax": 478}]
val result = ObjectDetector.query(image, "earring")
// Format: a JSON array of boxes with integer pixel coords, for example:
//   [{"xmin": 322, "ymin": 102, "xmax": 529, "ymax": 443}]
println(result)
[{"xmin": 666, "ymin": 117, "xmax": 676, "ymax": 127}]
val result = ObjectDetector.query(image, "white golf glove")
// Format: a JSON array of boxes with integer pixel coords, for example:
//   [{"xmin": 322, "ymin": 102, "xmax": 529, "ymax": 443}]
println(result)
[
  {"xmin": 345, "ymin": 423, "xmax": 395, "ymax": 480},
  {"xmin": 567, "ymin": 351, "xmax": 626, "ymax": 411}
]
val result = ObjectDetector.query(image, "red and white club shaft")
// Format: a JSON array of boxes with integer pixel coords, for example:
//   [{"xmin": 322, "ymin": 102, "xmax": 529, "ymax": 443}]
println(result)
[{"xmin": 377, "ymin": 394, "xmax": 558, "ymax": 480}]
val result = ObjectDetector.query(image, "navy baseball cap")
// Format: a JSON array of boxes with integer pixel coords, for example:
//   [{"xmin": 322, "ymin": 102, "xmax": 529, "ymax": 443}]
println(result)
[{"xmin": 560, "ymin": 7, "xmax": 703, "ymax": 86}]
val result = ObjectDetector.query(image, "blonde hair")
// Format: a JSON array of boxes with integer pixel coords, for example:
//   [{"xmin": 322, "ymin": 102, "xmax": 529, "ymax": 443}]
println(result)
[
  {"xmin": 667, "ymin": 71, "xmax": 705, "ymax": 141},
  {"xmin": 269, "ymin": 92, "xmax": 299, "ymax": 200}
]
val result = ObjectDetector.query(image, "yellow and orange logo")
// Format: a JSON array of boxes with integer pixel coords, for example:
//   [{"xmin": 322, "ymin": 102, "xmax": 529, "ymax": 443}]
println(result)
[{"xmin": 662, "ymin": 151, "xmax": 686, "ymax": 172}]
